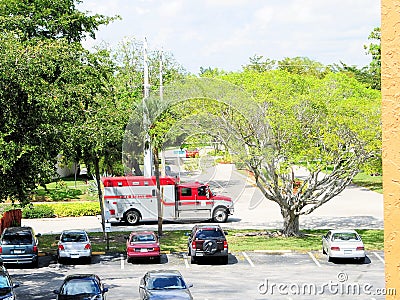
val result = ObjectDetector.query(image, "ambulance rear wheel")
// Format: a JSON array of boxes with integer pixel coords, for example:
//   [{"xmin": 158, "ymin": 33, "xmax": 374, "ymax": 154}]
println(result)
[
  {"xmin": 212, "ymin": 207, "xmax": 228, "ymax": 223},
  {"xmin": 125, "ymin": 210, "xmax": 140, "ymax": 225}
]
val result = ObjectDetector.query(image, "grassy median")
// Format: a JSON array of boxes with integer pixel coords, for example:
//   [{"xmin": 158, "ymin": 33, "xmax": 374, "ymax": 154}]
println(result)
[{"xmin": 38, "ymin": 229, "xmax": 384, "ymax": 255}]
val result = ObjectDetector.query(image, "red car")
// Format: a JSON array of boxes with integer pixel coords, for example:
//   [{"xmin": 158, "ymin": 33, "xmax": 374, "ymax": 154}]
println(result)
[
  {"xmin": 126, "ymin": 231, "xmax": 161, "ymax": 263},
  {"xmin": 185, "ymin": 149, "xmax": 199, "ymax": 158}
]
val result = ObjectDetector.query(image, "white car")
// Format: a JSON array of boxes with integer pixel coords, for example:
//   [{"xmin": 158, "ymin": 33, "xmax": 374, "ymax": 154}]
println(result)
[
  {"xmin": 57, "ymin": 229, "xmax": 92, "ymax": 264},
  {"xmin": 322, "ymin": 229, "xmax": 365, "ymax": 263}
]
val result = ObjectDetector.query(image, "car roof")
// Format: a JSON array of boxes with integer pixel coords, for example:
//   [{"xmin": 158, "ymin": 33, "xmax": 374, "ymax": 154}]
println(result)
[
  {"xmin": 329, "ymin": 229, "xmax": 358, "ymax": 234},
  {"xmin": 130, "ymin": 231, "xmax": 156, "ymax": 235},
  {"xmin": 194, "ymin": 225, "xmax": 223, "ymax": 230},
  {"xmin": 146, "ymin": 270, "xmax": 182, "ymax": 277},
  {"xmin": 62, "ymin": 229, "xmax": 88, "ymax": 234},
  {"xmin": 3, "ymin": 227, "xmax": 33, "ymax": 234},
  {"xmin": 65, "ymin": 274, "xmax": 99, "ymax": 281}
]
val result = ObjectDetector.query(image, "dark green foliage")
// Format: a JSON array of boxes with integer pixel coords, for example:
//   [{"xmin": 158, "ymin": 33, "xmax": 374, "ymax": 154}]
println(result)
[{"xmin": 22, "ymin": 204, "xmax": 55, "ymax": 218}]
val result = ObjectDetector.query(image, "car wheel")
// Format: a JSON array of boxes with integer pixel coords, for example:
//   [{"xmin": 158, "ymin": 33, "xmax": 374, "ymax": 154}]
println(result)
[
  {"xmin": 190, "ymin": 256, "xmax": 197, "ymax": 264},
  {"xmin": 125, "ymin": 210, "xmax": 140, "ymax": 225},
  {"xmin": 212, "ymin": 208, "xmax": 228, "ymax": 223},
  {"xmin": 32, "ymin": 258, "xmax": 39, "ymax": 268},
  {"xmin": 155, "ymin": 256, "xmax": 161, "ymax": 264}
]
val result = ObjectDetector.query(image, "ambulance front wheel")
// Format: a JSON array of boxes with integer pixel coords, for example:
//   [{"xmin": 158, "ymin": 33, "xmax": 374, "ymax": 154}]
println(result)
[
  {"xmin": 124, "ymin": 210, "xmax": 141, "ymax": 225},
  {"xmin": 212, "ymin": 207, "xmax": 228, "ymax": 223}
]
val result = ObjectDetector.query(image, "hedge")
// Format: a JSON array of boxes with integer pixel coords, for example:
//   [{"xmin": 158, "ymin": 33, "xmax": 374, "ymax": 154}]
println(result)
[{"xmin": 22, "ymin": 202, "xmax": 101, "ymax": 219}]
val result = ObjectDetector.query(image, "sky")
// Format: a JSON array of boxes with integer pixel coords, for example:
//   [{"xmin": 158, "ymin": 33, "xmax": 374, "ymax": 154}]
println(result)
[{"xmin": 78, "ymin": 0, "xmax": 381, "ymax": 74}]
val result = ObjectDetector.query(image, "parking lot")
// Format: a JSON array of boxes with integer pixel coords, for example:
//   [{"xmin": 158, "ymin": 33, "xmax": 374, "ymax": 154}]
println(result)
[{"xmin": 8, "ymin": 250, "xmax": 387, "ymax": 300}]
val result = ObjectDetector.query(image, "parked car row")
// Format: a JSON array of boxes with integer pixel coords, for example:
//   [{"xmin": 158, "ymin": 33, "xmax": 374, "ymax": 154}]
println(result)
[
  {"xmin": 0, "ymin": 226, "xmax": 367, "ymax": 299},
  {"xmin": 51, "ymin": 269, "xmax": 194, "ymax": 300}
]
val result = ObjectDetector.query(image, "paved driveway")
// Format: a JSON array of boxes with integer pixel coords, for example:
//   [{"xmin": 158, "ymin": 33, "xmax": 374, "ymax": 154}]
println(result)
[{"xmin": 22, "ymin": 164, "xmax": 383, "ymax": 234}]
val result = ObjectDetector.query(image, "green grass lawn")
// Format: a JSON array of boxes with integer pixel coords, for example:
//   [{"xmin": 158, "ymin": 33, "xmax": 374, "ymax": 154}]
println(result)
[
  {"xmin": 38, "ymin": 229, "xmax": 384, "ymax": 255},
  {"xmin": 352, "ymin": 173, "xmax": 382, "ymax": 193},
  {"xmin": 33, "ymin": 177, "xmax": 98, "ymax": 202}
]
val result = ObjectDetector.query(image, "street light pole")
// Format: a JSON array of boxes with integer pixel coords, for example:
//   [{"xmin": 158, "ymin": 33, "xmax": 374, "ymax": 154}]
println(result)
[{"xmin": 143, "ymin": 37, "xmax": 153, "ymax": 177}]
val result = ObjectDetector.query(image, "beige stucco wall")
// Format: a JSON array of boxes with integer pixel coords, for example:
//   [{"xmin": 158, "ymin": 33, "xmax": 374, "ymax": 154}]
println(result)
[{"xmin": 381, "ymin": 1, "xmax": 400, "ymax": 298}]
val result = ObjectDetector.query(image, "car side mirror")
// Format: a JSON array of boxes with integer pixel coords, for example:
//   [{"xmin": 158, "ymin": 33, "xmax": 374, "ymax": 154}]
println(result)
[
  {"xmin": 103, "ymin": 287, "xmax": 109, "ymax": 293},
  {"xmin": 224, "ymin": 231, "xmax": 228, "ymax": 235},
  {"xmin": 36, "ymin": 233, "xmax": 42, "ymax": 237},
  {"xmin": 53, "ymin": 290, "xmax": 60, "ymax": 295},
  {"xmin": 124, "ymin": 236, "xmax": 129, "ymax": 240},
  {"xmin": 139, "ymin": 284, "xmax": 145, "ymax": 289},
  {"xmin": 184, "ymin": 232, "xmax": 190, "ymax": 236},
  {"xmin": 187, "ymin": 283, "xmax": 193, "ymax": 288},
  {"xmin": 13, "ymin": 283, "xmax": 20, "ymax": 288}
]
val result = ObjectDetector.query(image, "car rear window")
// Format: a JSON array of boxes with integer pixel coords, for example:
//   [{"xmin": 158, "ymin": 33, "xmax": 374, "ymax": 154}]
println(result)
[
  {"xmin": 61, "ymin": 232, "xmax": 87, "ymax": 243},
  {"xmin": 195, "ymin": 229, "xmax": 224, "ymax": 239},
  {"xmin": 332, "ymin": 233, "xmax": 359, "ymax": 241},
  {"xmin": 131, "ymin": 234, "xmax": 156, "ymax": 242},
  {"xmin": 2, "ymin": 233, "xmax": 32, "ymax": 245},
  {"xmin": 61, "ymin": 278, "xmax": 100, "ymax": 295}
]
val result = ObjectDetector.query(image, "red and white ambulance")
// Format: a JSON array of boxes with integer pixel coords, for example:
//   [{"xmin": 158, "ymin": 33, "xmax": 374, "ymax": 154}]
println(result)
[{"xmin": 102, "ymin": 176, "xmax": 234, "ymax": 225}]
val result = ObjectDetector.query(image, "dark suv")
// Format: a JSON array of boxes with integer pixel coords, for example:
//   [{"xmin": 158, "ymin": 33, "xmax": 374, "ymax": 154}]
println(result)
[
  {"xmin": 187, "ymin": 225, "xmax": 228, "ymax": 264},
  {"xmin": 0, "ymin": 227, "xmax": 41, "ymax": 267}
]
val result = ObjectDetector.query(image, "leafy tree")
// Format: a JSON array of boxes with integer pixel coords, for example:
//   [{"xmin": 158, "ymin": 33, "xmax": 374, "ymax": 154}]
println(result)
[
  {"xmin": 0, "ymin": 34, "xmax": 99, "ymax": 204},
  {"xmin": 0, "ymin": 0, "xmax": 117, "ymax": 42},
  {"xmin": 242, "ymin": 54, "xmax": 276, "ymax": 72},
  {"xmin": 219, "ymin": 70, "xmax": 381, "ymax": 235},
  {"xmin": 0, "ymin": 0, "xmax": 116, "ymax": 204}
]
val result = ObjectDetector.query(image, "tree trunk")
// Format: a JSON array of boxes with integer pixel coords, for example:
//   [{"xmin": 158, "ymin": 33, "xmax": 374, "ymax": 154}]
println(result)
[
  {"xmin": 153, "ymin": 147, "xmax": 163, "ymax": 237},
  {"xmin": 94, "ymin": 156, "xmax": 105, "ymax": 235},
  {"xmin": 280, "ymin": 207, "xmax": 300, "ymax": 236}
]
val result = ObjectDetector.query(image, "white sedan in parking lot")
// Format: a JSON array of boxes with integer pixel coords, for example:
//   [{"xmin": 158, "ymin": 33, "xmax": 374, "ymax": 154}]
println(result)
[
  {"xmin": 57, "ymin": 229, "xmax": 92, "ymax": 264},
  {"xmin": 322, "ymin": 229, "xmax": 366, "ymax": 263}
]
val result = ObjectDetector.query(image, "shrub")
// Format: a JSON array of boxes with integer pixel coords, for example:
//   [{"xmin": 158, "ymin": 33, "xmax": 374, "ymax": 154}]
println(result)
[
  {"xmin": 22, "ymin": 205, "xmax": 55, "ymax": 218},
  {"xmin": 22, "ymin": 202, "xmax": 101, "ymax": 219}
]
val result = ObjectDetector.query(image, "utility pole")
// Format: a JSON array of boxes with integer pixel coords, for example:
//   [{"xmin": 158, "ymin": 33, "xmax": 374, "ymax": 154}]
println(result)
[
  {"xmin": 156, "ymin": 49, "xmax": 164, "ymax": 236},
  {"xmin": 143, "ymin": 37, "xmax": 153, "ymax": 177}
]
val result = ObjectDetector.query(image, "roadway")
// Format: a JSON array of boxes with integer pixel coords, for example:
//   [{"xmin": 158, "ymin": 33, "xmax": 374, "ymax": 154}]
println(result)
[{"xmin": 22, "ymin": 162, "xmax": 383, "ymax": 234}]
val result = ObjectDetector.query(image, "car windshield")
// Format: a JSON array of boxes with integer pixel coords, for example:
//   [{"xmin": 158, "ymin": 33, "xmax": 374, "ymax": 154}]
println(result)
[
  {"xmin": 61, "ymin": 232, "xmax": 87, "ymax": 243},
  {"xmin": 60, "ymin": 278, "xmax": 100, "ymax": 295},
  {"xmin": 195, "ymin": 229, "xmax": 224, "ymax": 239},
  {"xmin": 2, "ymin": 233, "xmax": 32, "ymax": 245},
  {"xmin": 0, "ymin": 274, "xmax": 12, "ymax": 296},
  {"xmin": 131, "ymin": 234, "xmax": 155, "ymax": 243},
  {"xmin": 332, "ymin": 232, "xmax": 360, "ymax": 241},
  {"xmin": 148, "ymin": 276, "xmax": 186, "ymax": 290}
]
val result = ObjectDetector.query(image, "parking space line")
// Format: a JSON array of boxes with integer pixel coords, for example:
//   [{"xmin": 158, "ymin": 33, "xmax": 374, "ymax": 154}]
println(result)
[
  {"xmin": 372, "ymin": 252, "xmax": 385, "ymax": 264},
  {"xmin": 242, "ymin": 251, "xmax": 255, "ymax": 267},
  {"xmin": 183, "ymin": 254, "xmax": 190, "ymax": 269},
  {"xmin": 120, "ymin": 254, "xmax": 125, "ymax": 270},
  {"xmin": 308, "ymin": 252, "xmax": 321, "ymax": 267}
]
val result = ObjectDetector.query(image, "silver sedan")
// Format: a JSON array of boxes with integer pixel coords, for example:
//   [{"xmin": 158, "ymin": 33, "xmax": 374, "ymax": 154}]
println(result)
[
  {"xmin": 57, "ymin": 230, "xmax": 92, "ymax": 264},
  {"xmin": 322, "ymin": 229, "xmax": 366, "ymax": 263}
]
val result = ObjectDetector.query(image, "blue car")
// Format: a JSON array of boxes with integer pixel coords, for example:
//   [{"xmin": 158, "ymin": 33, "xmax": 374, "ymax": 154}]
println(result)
[
  {"xmin": 0, "ymin": 259, "xmax": 19, "ymax": 300},
  {"xmin": 0, "ymin": 227, "xmax": 41, "ymax": 267},
  {"xmin": 139, "ymin": 270, "xmax": 193, "ymax": 300},
  {"xmin": 53, "ymin": 274, "xmax": 108, "ymax": 300}
]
